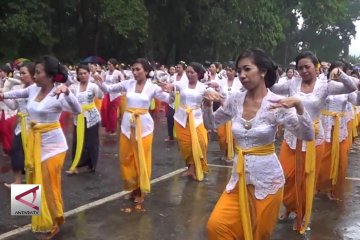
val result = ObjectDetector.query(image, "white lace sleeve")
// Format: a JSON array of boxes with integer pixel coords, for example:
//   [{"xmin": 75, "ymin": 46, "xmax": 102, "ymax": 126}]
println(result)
[
  {"xmin": 153, "ymin": 85, "xmax": 170, "ymax": 103},
  {"xmin": 203, "ymin": 93, "xmax": 238, "ymax": 129},
  {"xmin": 3, "ymin": 87, "xmax": 30, "ymax": 99},
  {"xmin": 3, "ymin": 99, "xmax": 18, "ymax": 110},
  {"xmin": 99, "ymin": 81, "xmax": 126, "ymax": 94},
  {"xmin": 348, "ymin": 91, "xmax": 360, "ymax": 105},
  {"xmin": 276, "ymin": 108, "xmax": 314, "ymax": 141},
  {"xmin": 94, "ymin": 84, "xmax": 104, "ymax": 99},
  {"xmin": 327, "ymin": 73, "xmax": 357, "ymax": 96},
  {"xmin": 59, "ymin": 92, "xmax": 81, "ymax": 114},
  {"xmin": 270, "ymin": 81, "xmax": 290, "ymax": 96}
]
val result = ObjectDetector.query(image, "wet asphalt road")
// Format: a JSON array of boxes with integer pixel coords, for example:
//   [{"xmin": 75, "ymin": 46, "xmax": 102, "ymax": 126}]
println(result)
[{"xmin": 0, "ymin": 112, "xmax": 360, "ymax": 240}]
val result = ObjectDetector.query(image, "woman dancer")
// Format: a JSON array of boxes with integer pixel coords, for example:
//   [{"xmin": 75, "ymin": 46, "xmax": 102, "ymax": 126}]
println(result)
[
  {"xmin": 170, "ymin": 62, "xmax": 216, "ymax": 181},
  {"xmin": 0, "ymin": 65, "xmax": 17, "ymax": 156},
  {"xmin": 66, "ymin": 64, "xmax": 103, "ymax": 174},
  {"xmin": 271, "ymin": 51, "xmax": 357, "ymax": 232},
  {"xmin": 0, "ymin": 55, "xmax": 81, "ymax": 240},
  {"xmin": 100, "ymin": 58, "xmax": 124, "ymax": 135},
  {"xmin": 317, "ymin": 61, "xmax": 360, "ymax": 200},
  {"xmin": 208, "ymin": 62, "xmax": 243, "ymax": 162},
  {"xmin": 3, "ymin": 62, "xmax": 35, "ymax": 187},
  {"xmin": 205, "ymin": 48, "xmax": 314, "ymax": 240},
  {"xmin": 95, "ymin": 58, "xmax": 170, "ymax": 209}
]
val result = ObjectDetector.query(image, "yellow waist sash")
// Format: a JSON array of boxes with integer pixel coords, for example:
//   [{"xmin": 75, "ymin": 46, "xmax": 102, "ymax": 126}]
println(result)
[
  {"xmin": 126, "ymin": 107, "xmax": 150, "ymax": 193},
  {"xmin": 225, "ymin": 121, "xmax": 234, "ymax": 159},
  {"xmin": 300, "ymin": 119, "xmax": 320, "ymax": 234},
  {"xmin": 321, "ymin": 110, "xmax": 345, "ymax": 185},
  {"xmin": 69, "ymin": 102, "xmax": 96, "ymax": 171},
  {"xmin": 353, "ymin": 106, "xmax": 358, "ymax": 138},
  {"xmin": 181, "ymin": 104, "xmax": 205, "ymax": 181},
  {"xmin": 26, "ymin": 121, "xmax": 61, "ymax": 232},
  {"xmin": 236, "ymin": 143, "xmax": 275, "ymax": 240},
  {"xmin": 174, "ymin": 91, "xmax": 180, "ymax": 112},
  {"xmin": 17, "ymin": 112, "xmax": 28, "ymax": 159}
]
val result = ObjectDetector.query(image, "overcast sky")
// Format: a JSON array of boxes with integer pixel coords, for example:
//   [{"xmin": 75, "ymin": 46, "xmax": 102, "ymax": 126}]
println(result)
[{"xmin": 349, "ymin": 20, "xmax": 360, "ymax": 56}]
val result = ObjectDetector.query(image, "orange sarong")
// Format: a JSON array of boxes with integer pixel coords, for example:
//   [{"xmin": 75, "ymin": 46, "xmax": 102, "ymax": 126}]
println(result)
[{"xmin": 207, "ymin": 185, "xmax": 283, "ymax": 240}]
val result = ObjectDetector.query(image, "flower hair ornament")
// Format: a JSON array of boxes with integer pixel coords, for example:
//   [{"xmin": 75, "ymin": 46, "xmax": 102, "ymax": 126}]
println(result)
[{"xmin": 53, "ymin": 73, "xmax": 65, "ymax": 83}]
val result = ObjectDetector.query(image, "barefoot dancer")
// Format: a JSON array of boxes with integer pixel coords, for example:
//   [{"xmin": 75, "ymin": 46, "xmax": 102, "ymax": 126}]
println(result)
[{"xmin": 0, "ymin": 55, "xmax": 81, "ymax": 240}]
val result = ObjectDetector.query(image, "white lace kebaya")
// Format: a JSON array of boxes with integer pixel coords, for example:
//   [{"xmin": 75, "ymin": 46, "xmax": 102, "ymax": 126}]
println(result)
[
  {"xmin": 270, "ymin": 73, "xmax": 357, "ymax": 151},
  {"xmin": 3, "ymin": 84, "xmax": 34, "ymax": 135},
  {"xmin": 203, "ymin": 90, "xmax": 314, "ymax": 199},
  {"xmin": 69, "ymin": 82, "xmax": 103, "ymax": 128},
  {"xmin": 99, "ymin": 79, "xmax": 170, "ymax": 139},
  {"xmin": 321, "ymin": 92, "xmax": 360, "ymax": 142},
  {"xmin": 173, "ymin": 81, "xmax": 209, "ymax": 128},
  {"xmin": 3, "ymin": 84, "xmax": 81, "ymax": 161}
]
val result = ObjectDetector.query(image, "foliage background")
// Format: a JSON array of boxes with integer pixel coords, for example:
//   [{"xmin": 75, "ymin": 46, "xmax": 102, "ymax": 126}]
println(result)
[{"xmin": 0, "ymin": 0, "xmax": 359, "ymax": 65}]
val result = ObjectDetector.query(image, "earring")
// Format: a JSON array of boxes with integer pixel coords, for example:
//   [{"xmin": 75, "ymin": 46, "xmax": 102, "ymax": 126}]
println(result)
[{"xmin": 261, "ymin": 74, "xmax": 265, "ymax": 78}]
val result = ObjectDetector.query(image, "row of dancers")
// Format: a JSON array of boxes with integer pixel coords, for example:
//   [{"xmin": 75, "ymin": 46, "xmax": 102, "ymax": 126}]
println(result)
[{"xmin": 0, "ymin": 49, "xmax": 359, "ymax": 239}]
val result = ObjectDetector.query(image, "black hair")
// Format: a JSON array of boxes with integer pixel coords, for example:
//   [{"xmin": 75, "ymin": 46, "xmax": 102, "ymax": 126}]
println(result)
[
  {"xmin": 285, "ymin": 67, "xmax": 295, "ymax": 74},
  {"xmin": 225, "ymin": 61, "xmax": 236, "ymax": 70},
  {"xmin": 134, "ymin": 58, "xmax": 154, "ymax": 78},
  {"xmin": 343, "ymin": 62, "xmax": 353, "ymax": 73},
  {"xmin": 188, "ymin": 62, "xmax": 205, "ymax": 80},
  {"xmin": 295, "ymin": 51, "xmax": 319, "ymax": 69},
  {"xmin": 351, "ymin": 70, "xmax": 360, "ymax": 79},
  {"xmin": 0, "ymin": 64, "xmax": 13, "ymax": 76},
  {"xmin": 177, "ymin": 61, "xmax": 187, "ymax": 69},
  {"xmin": 236, "ymin": 48, "xmax": 278, "ymax": 88},
  {"xmin": 35, "ymin": 55, "xmax": 68, "ymax": 83},
  {"xmin": 20, "ymin": 62, "xmax": 36, "ymax": 77},
  {"xmin": 108, "ymin": 58, "xmax": 118, "ymax": 66},
  {"xmin": 327, "ymin": 61, "xmax": 345, "ymax": 79},
  {"xmin": 76, "ymin": 64, "xmax": 90, "ymax": 74}
]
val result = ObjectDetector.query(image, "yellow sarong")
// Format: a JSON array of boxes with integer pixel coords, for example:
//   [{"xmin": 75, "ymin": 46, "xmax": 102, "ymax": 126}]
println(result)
[
  {"xmin": 321, "ymin": 110, "xmax": 345, "ymax": 185},
  {"xmin": 300, "ymin": 119, "xmax": 319, "ymax": 234},
  {"xmin": 26, "ymin": 122, "xmax": 61, "ymax": 232},
  {"xmin": 181, "ymin": 104, "xmax": 205, "ymax": 181},
  {"xmin": 236, "ymin": 143, "xmax": 275, "ymax": 240},
  {"xmin": 69, "ymin": 102, "xmax": 96, "ymax": 171},
  {"xmin": 126, "ymin": 108, "xmax": 150, "ymax": 193}
]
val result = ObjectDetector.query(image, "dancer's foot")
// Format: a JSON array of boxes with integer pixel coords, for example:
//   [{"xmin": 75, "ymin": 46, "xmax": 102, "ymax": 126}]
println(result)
[
  {"xmin": 327, "ymin": 192, "xmax": 340, "ymax": 201},
  {"xmin": 278, "ymin": 203, "xmax": 288, "ymax": 220},
  {"xmin": 34, "ymin": 226, "xmax": 60, "ymax": 240},
  {"xmin": 65, "ymin": 169, "xmax": 79, "ymax": 175},
  {"xmin": 164, "ymin": 137, "xmax": 174, "ymax": 142},
  {"xmin": 4, "ymin": 180, "xmax": 21, "ymax": 188},
  {"xmin": 182, "ymin": 169, "xmax": 197, "ymax": 180}
]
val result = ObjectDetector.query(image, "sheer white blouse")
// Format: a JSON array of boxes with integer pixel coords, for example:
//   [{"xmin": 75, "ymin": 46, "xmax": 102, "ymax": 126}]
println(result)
[
  {"xmin": 203, "ymin": 90, "xmax": 314, "ymax": 199},
  {"xmin": 4, "ymin": 84, "xmax": 81, "ymax": 161},
  {"xmin": 69, "ymin": 82, "xmax": 103, "ymax": 128},
  {"xmin": 99, "ymin": 79, "xmax": 170, "ymax": 139},
  {"xmin": 271, "ymin": 73, "xmax": 357, "ymax": 151}
]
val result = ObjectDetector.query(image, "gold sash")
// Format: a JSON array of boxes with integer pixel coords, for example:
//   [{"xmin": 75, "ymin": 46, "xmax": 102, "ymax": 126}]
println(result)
[
  {"xmin": 236, "ymin": 143, "xmax": 275, "ymax": 240},
  {"xmin": 17, "ymin": 112, "xmax": 28, "ymax": 160},
  {"xmin": 181, "ymin": 104, "xmax": 205, "ymax": 181},
  {"xmin": 69, "ymin": 102, "xmax": 96, "ymax": 171},
  {"xmin": 26, "ymin": 122, "xmax": 61, "ymax": 232},
  {"xmin": 321, "ymin": 110, "xmax": 345, "ymax": 185},
  {"xmin": 300, "ymin": 119, "xmax": 320, "ymax": 234},
  {"xmin": 126, "ymin": 108, "xmax": 150, "ymax": 193}
]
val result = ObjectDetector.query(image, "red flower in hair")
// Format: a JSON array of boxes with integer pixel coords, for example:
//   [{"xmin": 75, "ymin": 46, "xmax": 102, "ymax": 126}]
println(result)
[{"xmin": 53, "ymin": 73, "xmax": 65, "ymax": 83}]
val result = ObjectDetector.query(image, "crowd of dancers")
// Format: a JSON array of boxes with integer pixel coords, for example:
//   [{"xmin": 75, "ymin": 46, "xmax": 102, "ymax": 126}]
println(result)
[{"xmin": 0, "ymin": 48, "xmax": 360, "ymax": 239}]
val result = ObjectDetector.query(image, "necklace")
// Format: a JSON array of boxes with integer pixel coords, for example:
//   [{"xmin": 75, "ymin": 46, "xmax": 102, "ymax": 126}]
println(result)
[{"xmin": 243, "ymin": 120, "xmax": 252, "ymax": 130}]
